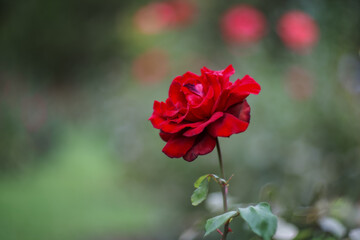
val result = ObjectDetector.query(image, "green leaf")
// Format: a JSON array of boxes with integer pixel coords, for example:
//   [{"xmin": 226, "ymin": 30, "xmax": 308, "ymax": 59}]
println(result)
[
  {"xmin": 238, "ymin": 202, "xmax": 277, "ymax": 240},
  {"xmin": 194, "ymin": 174, "xmax": 209, "ymax": 188},
  {"xmin": 191, "ymin": 176, "xmax": 209, "ymax": 206},
  {"xmin": 204, "ymin": 211, "xmax": 238, "ymax": 237}
]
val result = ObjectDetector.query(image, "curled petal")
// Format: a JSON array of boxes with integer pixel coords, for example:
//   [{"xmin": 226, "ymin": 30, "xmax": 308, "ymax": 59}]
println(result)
[
  {"xmin": 232, "ymin": 75, "xmax": 261, "ymax": 94},
  {"xmin": 188, "ymin": 87, "xmax": 215, "ymax": 120},
  {"xmin": 149, "ymin": 113, "xmax": 165, "ymax": 129},
  {"xmin": 227, "ymin": 100, "xmax": 250, "ymax": 123},
  {"xmin": 152, "ymin": 100, "xmax": 164, "ymax": 114},
  {"xmin": 214, "ymin": 75, "xmax": 261, "ymax": 112},
  {"xmin": 149, "ymin": 101, "xmax": 166, "ymax": 128},
  {"xmin": 183, "ymin": 112, "xmax": 223, "ymax": 137},
  {"xmin": 202, "ymin": 65, "xmax": 235, "ymax": 88},
  {"xmin": 162, "ymin": 135, "xmax": 197, "ymax": 158},
  {"xmin": 183, "ymin": 133, "xmax": 216, "ymax": 161},
  {"xmin": 208, "ymin": 114, "xmax": 249, "ymax": 137},
  {"xmin": 164, "ymin": 99, "xmax": 180, "ymax": 117},
  {"xmin": 159, "ymin": 131, "xmax": 173, "ymax": 142},
  {"xmin": 169, "ymin": 77, "xmax": 187, "ymax": 107},
  {"xmin": 201, "ymin": 68, "xmax": 223, "ymax": 99},
  {"xmin": 182, "ymin": 71, "xmax": 202, "ymax": 80},
  {"xmin": 208, "ymin": 101, "xmax": 251, "ymax": 137},
  {"xmin": 212, "ymin": 88, "xmax": 230, "ymax": 113},
  {"xmin": 160, "ymin": 120, "xmax": 201, "ymax": 134},
  {"xmin": 221, "ymin": 64, "xmax": 235, "ymax": 83},
  {"xmin": 224, "ymin": 75, "xmax": 260, "ymax": 110}
]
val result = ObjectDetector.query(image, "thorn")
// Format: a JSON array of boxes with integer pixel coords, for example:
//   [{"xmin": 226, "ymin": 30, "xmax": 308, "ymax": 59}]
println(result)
[
  {"xmin": 216, "ymin": 228, "xmax": 223, "ymax": 236},
  {"xmin": 226, "ymin": 174, "xmax": 234, "ymax": 184}
]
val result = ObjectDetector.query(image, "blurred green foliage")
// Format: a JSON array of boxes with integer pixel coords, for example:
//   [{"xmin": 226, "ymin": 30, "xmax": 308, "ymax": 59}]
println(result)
[{"xmin": 0, "ymin": 129, "xmax": 163, "ymax": 240}]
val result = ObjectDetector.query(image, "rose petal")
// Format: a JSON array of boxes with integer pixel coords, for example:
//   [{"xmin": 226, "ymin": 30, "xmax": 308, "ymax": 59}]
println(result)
[
  {"xmin": 201, "ymin": 65, "xmax": 234, "ymax": 90},
  {"xmin": 221, "ymin": 64, "xmax": 235, "ymax": 86},
  {"xmin": 160, "ymin": 120, "xmax": 201, "ymax": 133},
  {"xmin": 159, "ymin": 130, "xmax": 173, "ymax": 142},
  {"xmin": 183, "ymin": 133, "xmax": 216, "ymax": 161},
  {"xmin": 162, "ymin": 135, "xmax": 197, "ymax": 158},
  {"xmin": 149, "ymin": 113, "xmax": 165, "ymax": 129},
  {"xmin": 215, "ymin": 75, "xmax": 261, "ymax": 111},
  {"xmin": 152, "ymin": 100, "xmax": 163, "ymax": 113},
  {"xmin": 183, "ymin": 112, "xmax": 223, "ymax": 137},
  {"xmin": 188, "ymin": 87, "xmax": 215, "ymax": 120},
  {"xmin": 207, "ymin": 101, "xmax": 251, "ymax": 138},
  {"xmin": 164, "ymin": 99, "xmax": 180, "ymax": 117},
  {"xmin": 185, "ymin": 94, "xmax": 202, "ymax": 106},
  {"xmin": 183, "ymin": 71, "xmax": 202, "ymax": 80},
  {"xmin": 149, "ymin": 101, "xmax": 166, "ymax": 128},
  {"xmin": 201, "ymin": 68, "xmax": 223, "ymax": 99},
  {"xmin": 169, "ymin": 76, "xmax": 187, "ymax": 107},
  {"xmin": 232, "ymin": 75, "xmax": 261, "ymax": 94},
  {"xmin": 208, "ymin": 114, "xmax": 249, "ymax": 137},
  {"xmin": 212, "ymin": 88, "xmax": 230, "ymax": 113},
  {"xmin": 227, "ymin": 100, "xmax": 250, "ymax": 123}
]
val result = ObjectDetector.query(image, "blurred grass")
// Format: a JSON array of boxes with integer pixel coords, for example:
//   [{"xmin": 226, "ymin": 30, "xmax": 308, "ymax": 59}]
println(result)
[{"xmin": 0, "ymin": 128, "xmax": 162, "ymax": 240}]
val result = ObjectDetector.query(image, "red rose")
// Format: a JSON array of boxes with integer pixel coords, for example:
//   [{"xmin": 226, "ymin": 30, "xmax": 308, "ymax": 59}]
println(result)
[
  {"xmin": 149, "ymin": 65, "xmax": 261, "ymax": 161},
  {"xmin": 221, "ymin": 5, "xmax": 267, "ymax": 45},
  {"xmin": 277, "ymin": 11, "xmax": 319, "ymax": 53}
]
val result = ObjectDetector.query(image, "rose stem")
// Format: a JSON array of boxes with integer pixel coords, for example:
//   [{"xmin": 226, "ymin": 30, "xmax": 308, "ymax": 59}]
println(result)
[{"xmin": 216, "ymin": 138, "xmax": 230, "ymax": 240}]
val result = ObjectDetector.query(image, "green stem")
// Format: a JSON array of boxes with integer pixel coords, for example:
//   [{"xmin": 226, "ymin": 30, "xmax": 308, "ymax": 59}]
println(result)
[{"xmin": 216, "ymin": 138, "xmax": 230, "ymax": 240}]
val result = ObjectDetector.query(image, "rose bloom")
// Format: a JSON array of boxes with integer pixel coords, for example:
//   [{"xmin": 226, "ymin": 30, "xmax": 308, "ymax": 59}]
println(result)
[
  {"xmin": 221, "ymin": 5, "xmax": 266, "ymax": 45},
  {"xmin": 149, "ymin": 65, "xmax": 261, "ymax": 161},
  {"xmin": 277, "ymin": 11, "xmax": 319, "ymax": 52}
]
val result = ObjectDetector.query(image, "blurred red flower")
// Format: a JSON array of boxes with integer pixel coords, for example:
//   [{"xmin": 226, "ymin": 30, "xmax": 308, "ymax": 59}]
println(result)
[
  {"xmin": 171, "ymin": 0, "xmax": 197, "ymax": 26},
  {"xmin": 134, "ymin": 0, "xmax": 196, "ymax": 35},
  {"xmin": 149, "ymin": 65, "xmax": 261, "ymax": 161},
  {"xmin": 277, "ymin": 11, "xmax": 319, "ymax": 53},
  {"xmin": 221, "ymin": 5, "xmax": 267, "ymax": 45},
  {"xmin": 132, "ymin": 48, "xmax": 170, "ymax": 84},
  {"xmin": 134, "ymin": 2, "xmax": 177, "ymax": 35}
]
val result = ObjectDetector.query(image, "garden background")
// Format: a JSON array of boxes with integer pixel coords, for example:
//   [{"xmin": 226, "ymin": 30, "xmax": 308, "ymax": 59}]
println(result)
[{"xmin": 1, "ymin": 0, "xmax": 360, "ymax": 239}]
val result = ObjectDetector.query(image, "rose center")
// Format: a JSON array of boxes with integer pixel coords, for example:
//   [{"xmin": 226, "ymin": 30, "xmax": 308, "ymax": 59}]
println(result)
[
  {"xmin": 182, "ymin": 83, "xmax": 205, "ymax": 106},
  {"xmin": 183, "ymin": 83, "xmax": 204, "ymax": 97}
]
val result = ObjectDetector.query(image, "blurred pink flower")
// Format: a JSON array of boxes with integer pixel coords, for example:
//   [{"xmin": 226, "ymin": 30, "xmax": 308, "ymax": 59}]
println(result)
[
  {"xmin": 132, "ymin": 49, "xmax": 170, "ymax": 84},
  {"xmin": 171, "ymin": 0, "xmax": 196, "ymax": 26},
  {"xmin": 277, "ymin": 11, "xmax": 319, "ymax": 53},
  {"xmin": 134, "ymin": 0, "xmax": 196, "ymax": 35},
  {"xmin": 134, "ymin": 2, "xmax": 177, "ymax": 35},
  {"xmin": 221, "ymin": 5, "xmax": 267, "ymax": 46},
  {"xmin": 284, "ymin": 66, "xmax": 315, "ymax": 100}
]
